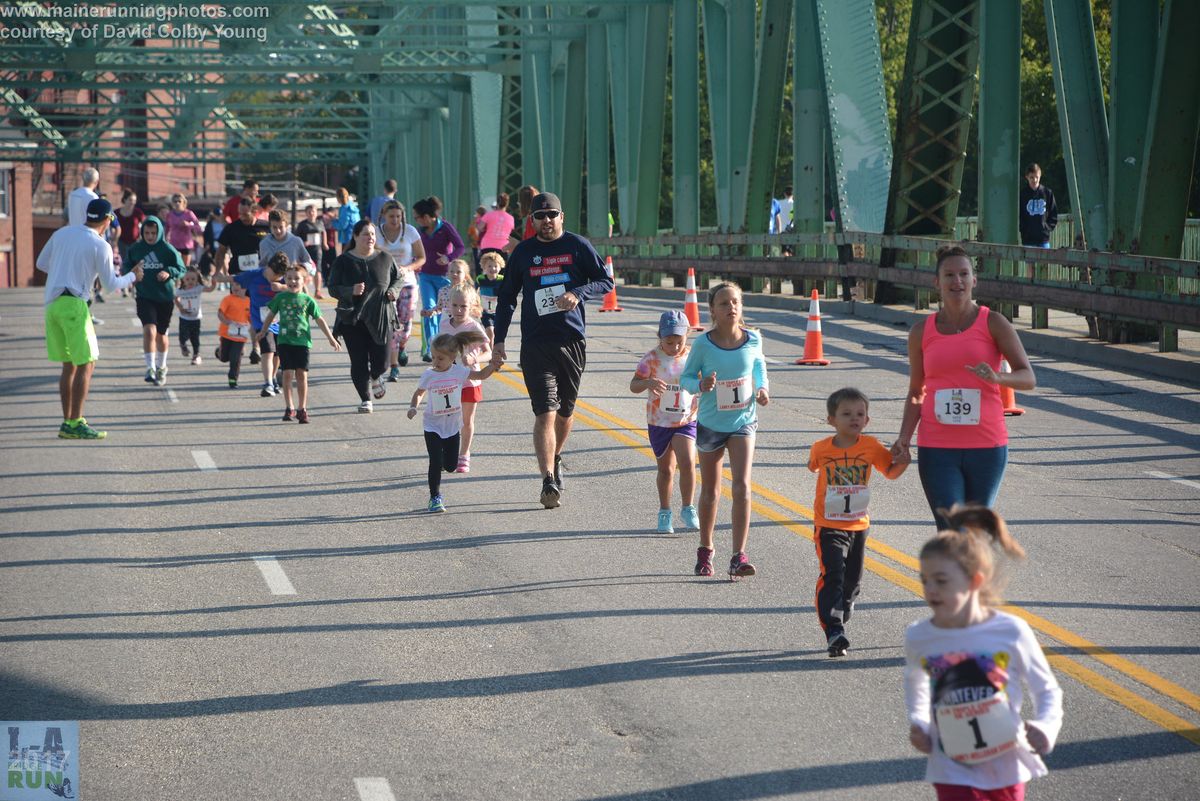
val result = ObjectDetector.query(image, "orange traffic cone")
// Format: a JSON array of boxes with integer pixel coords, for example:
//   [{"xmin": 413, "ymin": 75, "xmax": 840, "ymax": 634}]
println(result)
[
  {"xmin": 794, "ymin": 289, "xmax": 831, "ymax": 365},
  {"xmin": 683, "ymin": 267, "xmax": 704, "ymax": 331},
  {"xmin": 599, "ymin": 256, "xmax": 623, "ymax": 312},
  {"xmin": 999, "ymin": 358, "xmax": 1025, "ymax": 416}
]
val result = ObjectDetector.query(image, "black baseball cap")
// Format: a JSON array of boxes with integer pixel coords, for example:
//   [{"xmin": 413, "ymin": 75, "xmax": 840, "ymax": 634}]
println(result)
[
  {"xmin": 531, "ymin": 192, "xmax": 562, "ymax": 213},
  {"xmin": 86, "ymin": 198, "xmax": 115, "ymax": 223}
]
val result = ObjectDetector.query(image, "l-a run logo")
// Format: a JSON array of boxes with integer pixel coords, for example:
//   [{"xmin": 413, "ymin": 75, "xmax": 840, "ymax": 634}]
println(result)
[{"xmin": 4, "ymin": 722, "xmax": 79, "ymax": 800}]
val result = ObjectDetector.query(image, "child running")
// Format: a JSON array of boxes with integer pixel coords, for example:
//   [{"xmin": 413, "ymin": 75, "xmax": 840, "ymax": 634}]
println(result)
[
  {"xmin": 218, "ymin": 252, "xmax": 286, "ymax": 397},
  {"xmin": 175, "ymin": 267, "xmax": 216, "ymax": 365},
  {"xmin": 124, "ymin": 215, "xmax": 186, "ymax": 385},
  {"xmin": 809, "ymin": 387, "xmax": 910, "ymax": 657},
  {"xmin": 215, "ymin": 280, "xmax": 252, "ymax": 387},
  {"xmin": 905, "ymin": 504, "xmax": 1062, "ymax": 800},
  {"xmin": 630, "ymin": 310, "xmax": 700, "ymax": 535},
  {"xmin": 407, "ymin": 331, "xmax": 501, "ymax": 512},
  {"xmin": 429, "ymin": 258, "xmax": 473, "ymax": 329},
  {"xmin": 256, "ymin": 266, "xmax": 341, "ymax": 422},
  {"xmin": 679, "ymin": 282, "xmax": 769, "ymax": 579},
  {"xmin": 476, "ymin": 251, "xmax": 504, "ymax": 345},
  {"xmin": 440, "ymin": 285, "xmax": 491, "ymax": 473}
]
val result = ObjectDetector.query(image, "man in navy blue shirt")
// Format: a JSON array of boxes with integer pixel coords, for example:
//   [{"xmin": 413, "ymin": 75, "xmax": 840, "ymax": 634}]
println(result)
[{"xmin": 492, "ymin": 192, "xmax": 613, "ymax": 508}]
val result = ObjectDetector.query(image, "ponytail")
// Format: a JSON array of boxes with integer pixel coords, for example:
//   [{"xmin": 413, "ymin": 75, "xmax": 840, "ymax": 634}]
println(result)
[{"xmin": 920, "ymin": 504, "xmax": 1025, "ymax": 607}]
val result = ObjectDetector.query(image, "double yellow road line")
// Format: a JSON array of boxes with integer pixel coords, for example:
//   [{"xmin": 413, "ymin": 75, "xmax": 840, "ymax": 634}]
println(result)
[{"xmin": 491, "ymin": 367, "xmax": 1200, "ymax": 748}]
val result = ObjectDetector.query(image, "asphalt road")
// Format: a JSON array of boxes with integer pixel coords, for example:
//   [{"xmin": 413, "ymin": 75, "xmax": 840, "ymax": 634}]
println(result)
[{"xmin": 1, "ymin": 286, "xmax": 1197, "ymax": 801}]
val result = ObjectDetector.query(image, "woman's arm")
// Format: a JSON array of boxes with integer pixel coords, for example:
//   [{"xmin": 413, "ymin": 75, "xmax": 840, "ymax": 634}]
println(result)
[
  {"xmin": 408, "ymin": 236, "xmax": 426, "ymax": 273},
  {"xmin": 893, "ymin": 322, "xmax": 927, "ymax": 455},
  {"xmin": 975, "ymin": 313, "xmax": 1036, "ymax": 391}
]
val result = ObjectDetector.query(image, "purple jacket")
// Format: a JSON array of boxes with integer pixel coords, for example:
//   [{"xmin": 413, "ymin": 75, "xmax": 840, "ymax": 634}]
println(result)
[{"xmin": 417, "ymin": 219, "xmax": 465, "ymax": 277}]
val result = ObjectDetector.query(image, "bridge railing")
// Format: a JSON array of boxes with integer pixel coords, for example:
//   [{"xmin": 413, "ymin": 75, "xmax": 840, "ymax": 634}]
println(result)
[{"xmin": 594, "ymin": 229, "xmax": 1200, "ymax": 351}]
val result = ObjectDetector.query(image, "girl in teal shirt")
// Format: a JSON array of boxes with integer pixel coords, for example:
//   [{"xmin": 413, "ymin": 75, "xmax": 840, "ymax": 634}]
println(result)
[{"xmin": 680, "ymin": 282, "xmax": 770, "ymax": 579}]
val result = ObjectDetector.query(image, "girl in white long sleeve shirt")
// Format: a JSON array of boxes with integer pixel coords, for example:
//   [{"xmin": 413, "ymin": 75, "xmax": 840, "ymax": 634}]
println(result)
[{"xmin": 905, "ymin": 505, "xmax": 1063, "ymax": 800}]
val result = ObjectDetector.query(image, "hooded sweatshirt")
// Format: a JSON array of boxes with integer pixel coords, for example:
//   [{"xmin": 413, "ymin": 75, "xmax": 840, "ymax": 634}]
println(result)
[{"xmin": 124, "ymin": 215, "xmax": 186, "ymax": 303}]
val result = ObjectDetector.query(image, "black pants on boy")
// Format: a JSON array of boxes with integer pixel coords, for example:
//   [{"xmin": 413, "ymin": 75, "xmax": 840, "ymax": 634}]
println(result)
[
  {"xmin": 215, "ymin": 337, "xmax": 245, "ymax": 381},
  {"xmin": 814, "ymin": 526, "xmax": 868, "ymax": 636},
  {"xmin": 179, "ymin": 318, "xmax": 201, "ymax": 355},
  {"xmin": 424, "ymin": 431, "xmax": 460, "ymax": 496},
  {"xmin": 340, "ymin": 322, "xmax": 389, "ymax": 402}
]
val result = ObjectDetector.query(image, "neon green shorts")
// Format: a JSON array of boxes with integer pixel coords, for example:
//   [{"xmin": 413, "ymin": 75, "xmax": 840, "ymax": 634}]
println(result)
[{"xmin": 45, "ymin": 294, "xmax": 99, "ymax": 365}]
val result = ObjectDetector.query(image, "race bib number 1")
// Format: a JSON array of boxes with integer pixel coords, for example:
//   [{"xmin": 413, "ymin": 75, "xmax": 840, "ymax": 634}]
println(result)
[
  {"xmin": 824, "ymin": 484, "xmax": 870, "ymax": 521},
  {"xmin": 716, "ymin": 376, "xmax": 752, "ymax": 411},
  {"xmin": 936, "ymin": 692, "xmax": 1021, "ymax": 764},
  {"xmin": 432, "ymin": 385, "xmax": 462, "ymax": 416},
  {"xmin": 228, "ymin": 322, "xmax": 249, "ymax": 339},
  {"xmin": 483, "ymin": 294, "xmax": 498, "ymax": 314},
  {"xmin": 660, "ymin": 384, "xmax": 693, "ymax": 424},
  {"xmin": 934, "ymin": 388, "xmax": 981, "ymax": 425},
  {"xmin": 534, "ymin": 284, "xmax": 566, "ymax": 316}
]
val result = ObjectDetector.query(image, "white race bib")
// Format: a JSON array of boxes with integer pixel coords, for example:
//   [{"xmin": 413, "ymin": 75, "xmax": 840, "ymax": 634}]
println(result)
[
  {"xmin": 228, "ymin": 322, "xmax": 249, "ymax": 339},
  {"xmin": 934, "ymin": 388, "xmax": 981, "ymax": 425},
  {"xmin": 659, "ymin": 384, "xmax": 694, "ymax": 425},
  {"xmin": 534, "ymin": 284, "xmax": 566, "ymax": 316},
  {"xmin": 431, "ymin": 383, "xmax": 463, "ymax": 416},
  {"xmin": 178, "ymin": 297, "xmax": 197, "ymax": 315},
  {"xmin": 238, "ymin": 253, "xmax": 258, "ymax": 270},
  {"xmin": 305, "ymin": 232, "xmax": 323, "ymax": 247},
  {"xmin": 936, "ymin": 692, "xmax": 1021, "ymax": 764},
  {"xmin": 824, "ymin": 483, "xmax": 870, "ymax": 522},
  {"xmin": 260, "ymin": 306, "xmax": 272, "ymax": 323},
  {"xmin": 482, "ymin": 294, "xmax": 498, "ymax": 314},
  {"xmin": 716, "ymin": 376, "xmax": 752, "ymax": 411}
]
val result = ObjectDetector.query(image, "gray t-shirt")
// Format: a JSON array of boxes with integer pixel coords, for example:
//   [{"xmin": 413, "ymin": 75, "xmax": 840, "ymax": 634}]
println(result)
[{"xmin": 258, "ymin": 232, "xmax": 315, "ymax": 273}]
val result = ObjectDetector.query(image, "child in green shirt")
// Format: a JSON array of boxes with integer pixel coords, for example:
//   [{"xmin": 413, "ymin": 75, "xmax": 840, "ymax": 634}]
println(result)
[{"xmin": 258, "ymin": 264, "xmax": 340, "ymax": 423}]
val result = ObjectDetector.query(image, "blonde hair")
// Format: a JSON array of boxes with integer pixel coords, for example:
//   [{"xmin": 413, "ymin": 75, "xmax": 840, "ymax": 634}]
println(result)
[
  {"xmin": 430, "ymin": 329, "xmax": 488, "ymax": 359},
  {"xmin": 449, "ymin": 285, "xmax": 482, "ymax": 320},
  {"xmin": 707, "ymin": 281, "xmax": 748, "ymax": 330},
  {"xmin": 920, "ymin": 504, "xmax": 1026, "ymax": 607},
  {"xmin": 479, "ymin": 251, "xmax": 505, "ymax": 273},
  {"xmin": 448, "ymin": 258, "xmax": 473, "ymax": 287}
]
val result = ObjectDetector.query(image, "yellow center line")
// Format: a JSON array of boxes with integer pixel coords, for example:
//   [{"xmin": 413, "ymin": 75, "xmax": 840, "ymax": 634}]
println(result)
[{"xmin": 489, "ymin": 364, "xmax": 1200, "ymax": 743}]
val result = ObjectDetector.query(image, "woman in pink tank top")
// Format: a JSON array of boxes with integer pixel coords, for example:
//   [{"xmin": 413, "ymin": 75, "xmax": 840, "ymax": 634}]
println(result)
[{"xmin": 892, "ymin": 246, "xmax": 1035, "ymax": 529}]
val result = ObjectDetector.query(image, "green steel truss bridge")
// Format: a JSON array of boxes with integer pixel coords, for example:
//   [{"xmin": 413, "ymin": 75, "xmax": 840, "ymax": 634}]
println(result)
[{"xmin": 2, "ymin": 1, "xmax": 1199, "ymax": 341}]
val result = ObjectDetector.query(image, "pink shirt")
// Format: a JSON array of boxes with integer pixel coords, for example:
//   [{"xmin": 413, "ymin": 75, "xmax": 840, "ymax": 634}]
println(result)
[
  {"xmin": 165, "ymin": 209, "xmax": 202, "ymax": 251},
  {"xmin": 917, "ymin": 306, "xmax": 1007, "ymax": 448},
  {"xmin": 477, "ymin": 209, "xmax": 516, "ymax": 250}
]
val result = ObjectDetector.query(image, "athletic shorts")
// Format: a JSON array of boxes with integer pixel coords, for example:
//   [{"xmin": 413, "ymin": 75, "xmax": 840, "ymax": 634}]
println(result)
[
  {"xmin": 520, "ymin": 337, "xmax": 586, "ymax": 417},
  {"xmin": 256, "ymin": 329, "xmax": 277, "ymax": 354},
  {"xmin": 45, "ymin": 294, "xmax": 98, "ymax": 365},
  {"xmin": 276, "ymin": 342, "xmax": 310, "ymax": 371},
  {"xmin": 648, "ymin": 422, "xmax": 697, "ymax": 459},
  {"xmin": 136, "ymin": 297, "xmax": 175, "ymax": 334},
  {"xmin": 461, "ymin": 384, "xmax": 482, "ymax": 404},
  {"xmin": 694, "ymin": 421, "xmax": 757, "ymax": 453}
]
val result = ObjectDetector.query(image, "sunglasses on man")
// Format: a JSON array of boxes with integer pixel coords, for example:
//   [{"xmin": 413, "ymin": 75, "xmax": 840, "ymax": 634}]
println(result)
[{"xmin": 532, "ymin": 210, "xmax": 561, "ymax": 221}]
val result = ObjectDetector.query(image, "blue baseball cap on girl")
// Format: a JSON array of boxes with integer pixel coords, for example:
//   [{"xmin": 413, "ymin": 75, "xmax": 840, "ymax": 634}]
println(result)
[{"xmin": 658, "ymin": 310, "xmax": 689, "ymax": 338}]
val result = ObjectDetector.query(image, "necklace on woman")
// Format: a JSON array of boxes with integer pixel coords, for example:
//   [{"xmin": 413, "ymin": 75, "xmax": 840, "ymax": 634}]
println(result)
[{"xmin": 940, "ymin": 304, "xmax": 975, "ymax": 333}]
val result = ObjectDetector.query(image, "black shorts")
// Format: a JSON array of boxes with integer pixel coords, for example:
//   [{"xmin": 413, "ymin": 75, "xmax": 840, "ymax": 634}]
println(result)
[
  {"xmin": 136, "ymin": 297, "xmax": 174, "ymax": 334},
  {"xmin": 256, "ymin": 328, "xmax": 277, "ymax": 354},
  {"xmin": 520, "ymin": 337, "xmax": 586, "ymax": 417},
  {"xmin": 276, "ymin": 342, "xmax": 310, "ymax": 371}
]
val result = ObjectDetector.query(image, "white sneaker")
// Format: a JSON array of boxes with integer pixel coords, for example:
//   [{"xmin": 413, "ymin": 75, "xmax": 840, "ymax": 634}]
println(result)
[
  {"xmin": 371, "ymin": 377, "xmax": 386, "ymax": 399},
  {"xmin": 357, "ymin": 400, "xmax": 373, "ymax": 414},
  {"xmin": 191, "ymin": 355, "xmax": 202, "ymax": 365}
]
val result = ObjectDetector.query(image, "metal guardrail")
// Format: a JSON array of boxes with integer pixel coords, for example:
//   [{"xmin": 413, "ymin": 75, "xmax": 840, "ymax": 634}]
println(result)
[{"xmin": 594, "ymin": 230, "xmax": 1200, "ymax": 349}]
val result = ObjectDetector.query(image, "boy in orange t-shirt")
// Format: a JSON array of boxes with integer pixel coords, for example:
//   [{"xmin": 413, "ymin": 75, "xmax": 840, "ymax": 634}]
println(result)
[
  {"xmin": 808, "ymin": 387, "xmax": 909, "ymax": 657},
  {"xmin": 215, "ymin": 281, "xmax": 252, "ymax": 387}
]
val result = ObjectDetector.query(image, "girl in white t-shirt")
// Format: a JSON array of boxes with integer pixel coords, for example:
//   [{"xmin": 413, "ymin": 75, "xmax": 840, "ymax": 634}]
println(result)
[
  {"xmin": 440, "ymin": 285, "xmax": 490, "ymax": 473},
  {"xmin": 905, "ymin": 505, "xmax": 1062, "ymax": 801},
  {"xmin": 407, "ymin": 330, "xmax": 500, "ymax": 513},
  {"xmin": 377, "ymin": 201, "xmax": 425, "ymax": 378}
]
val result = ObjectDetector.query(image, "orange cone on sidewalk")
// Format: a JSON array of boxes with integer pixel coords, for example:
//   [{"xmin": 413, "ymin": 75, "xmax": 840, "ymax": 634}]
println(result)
[
  {"xmin": 683, "ymin": 268, "xmax": 705, "ymax": 331},
  {"xmin": 599, "ymin": 256, "xmax": 623, "ymax": 312},
  {"xmin": 794, "ymin": 289, "xmax": 831, "ymax": 365},
  {"xmin": 999, "ymin": 358, "xmax": 1025, "ymax": 416}
]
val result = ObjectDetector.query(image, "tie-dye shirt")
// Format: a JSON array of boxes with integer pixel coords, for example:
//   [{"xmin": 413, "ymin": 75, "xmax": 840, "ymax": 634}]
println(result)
[{"xmin": 634, "ymin": 346, "xmax": 698, "ymax": 428}]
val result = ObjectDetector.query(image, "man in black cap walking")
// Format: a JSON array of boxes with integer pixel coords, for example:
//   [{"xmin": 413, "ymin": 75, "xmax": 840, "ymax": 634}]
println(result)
[{"xmin": 492, "ymin": 192, "xmax": 613, "ymax": 508}]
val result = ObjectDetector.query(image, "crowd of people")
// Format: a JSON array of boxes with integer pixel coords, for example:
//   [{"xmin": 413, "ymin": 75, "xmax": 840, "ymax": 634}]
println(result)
[{"xmin": 36, "ymin": 171, "xmax": 1063, "ymax": 801}]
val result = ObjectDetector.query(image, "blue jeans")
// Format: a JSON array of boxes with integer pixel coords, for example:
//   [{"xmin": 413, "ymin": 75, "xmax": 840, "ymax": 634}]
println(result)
[
  {"xmin": 916, "ymin": 446, "xmax": 1008, "ymax": 530},
  {"xmin": 418, "ymin": 272, "xmax": 450, "ymax": 357}
]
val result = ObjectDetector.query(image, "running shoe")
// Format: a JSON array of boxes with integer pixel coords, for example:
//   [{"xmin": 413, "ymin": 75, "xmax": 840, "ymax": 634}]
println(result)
[
  {"xmin": 249, "ymin": 349, "xmax": 261, "ymax": 365},
  {"xmin": 421, "ymin": 353, "xmax": 432, "ymax": 363},
  {"xmin": 261, "ymin": 383, "xmax": 275, "ymax": 398},
  {"xmin": 553, "ymin": 454, "xmax": 565, "ymax": 492},
  {"xmin": 94, "ymin": 292, "xmax": 105, "ymax": 303},
  {"xmin": 428, "ymin": 494, "xmax": 446, "ymax": 513},
  {"xmin": 694, "ymin": 546, "xmax": 715, "ymax": 577},
  {"xmin": 540, "ymin": 475, "xmax": 561, "ymax": 509},
  {"xmin": 57, "ymin": 421, "xmax": 74, "ymax": 439},
  {"xmin": 372, "ymin": 376, "xmax": 386, "ymax": 399},
  {"xmin": 843, "ymin": 602, "xmax": 855, "ymax": 624},
  {"xmin": 228, "ymin": 378, "xmax": 238, "ymax": 388},
  {"xmin": 214, "ymin": 347, "xmax": 221, "ymax": 360},
  {"xmin": 398, "ymin": 351, "xmax": 409, "ymax": 367},
  {"xmin": 657, "ymin": 509, "xmax": 674, "ymax": 534},
  {"xmin": 191, "ymin": 355, "xmax": 202, "ymax": 365},
  {"xmin": 357, "ymin": 400, "xmax": 373, "ymax": 414},
  {"xmin": 180, "ymin": 342, "xmax": 189, "ymax": 357},
  {"xmin": 387, "ymin": 366, "xmax": 400, "ymax": 382},
  {"xmin": 455, "ymin": 454, "xmax": 470, "ymax": 473},
  {"xmin": 296, "ymin": 409, "xmax": 309, "ymax": 424},
  {"xmin": 728, "ymin": 551, "xmax": 756, "ymax": 578},
  {"xmin": 282, "ymin": 408, "xmax": 295, "ymax": 421},
  {"xmin": 66, "ymin": 419, "xmax": 107, "ymax": 440},
  {"xmin": 827, "ymin": 632, "xmax": 850, "ymax": 658},
  {"xmin": 679, "ymin": 504, "xmax": 700, "ymax": 531},
  {"xmin": 155, "ymin": 366, "xmax": 167, "ymax": 386},
  {"xmin": 144, "ymin": 368, "xmax": 156, "ymax": 383}
]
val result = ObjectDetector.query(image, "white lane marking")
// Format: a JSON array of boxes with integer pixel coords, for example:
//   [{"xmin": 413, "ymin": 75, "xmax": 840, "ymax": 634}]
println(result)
[
  {"xmin": 165, "ymin": 388, "xmax": 178, "ymax": 403},
  {"xmin": 1145, "ymin": 470, "xmax": 1200, "ymax": 491},
  {"xmin": 354, "ymin": 778, "xmax": 397, "ymax": 801},
  {"xmin": 253, "ymin": 557, "xmax": 297, "ymax": 595},
  {"xmin": 764, "ymin": 357, "xmax": 783, "ymax": 365},
  {"xmin": 191, "ymin": 450, "xmax": 217, "ymax": 471},
  {"xmin": 130, "ymin": 318, "xmax": 141, "ymax": 327},
  {"xmin": 640, "ymin": 324, "xmax": 659, "ymax": 332}
]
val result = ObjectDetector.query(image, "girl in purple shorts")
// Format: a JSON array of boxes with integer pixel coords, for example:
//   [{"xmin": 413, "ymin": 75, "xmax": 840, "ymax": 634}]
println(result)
[{"xmin": 630, "ymin": 310, "xmax": 701, "ymax": 535}]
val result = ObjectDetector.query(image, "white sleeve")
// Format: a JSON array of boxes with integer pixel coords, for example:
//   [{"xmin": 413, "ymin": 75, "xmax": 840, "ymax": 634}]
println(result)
[
  {"xmin": 904, "ymin": 631, "xmax": 932, "ymax": 732},
  {"xmin": 1017, "ymin": 621, "xmax": 1063, "ymax": 753},
  {"xmin": 98, "ymin": 244, "xmax": 134, "ymax": 292}
]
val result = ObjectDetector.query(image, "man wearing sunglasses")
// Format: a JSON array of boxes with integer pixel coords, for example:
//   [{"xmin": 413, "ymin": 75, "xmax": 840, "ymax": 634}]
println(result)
[{"xmin": 492, "ymin": 192, "xmax": 614, "ymax": 509}]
